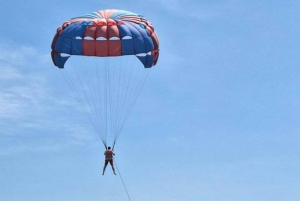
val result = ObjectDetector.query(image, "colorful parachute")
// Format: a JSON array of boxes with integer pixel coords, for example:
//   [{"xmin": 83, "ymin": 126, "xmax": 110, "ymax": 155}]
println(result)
[
  {"xmin": 51, "ymin": 9, "xmax": 159, "ymax": 148},
  {"xmin": 51, "ymin": 9, "xmax": 159, "ymax": 68}
]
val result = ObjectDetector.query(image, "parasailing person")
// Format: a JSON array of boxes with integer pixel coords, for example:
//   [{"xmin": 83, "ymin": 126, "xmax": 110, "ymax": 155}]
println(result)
[{"xmin": 102, "ymin": 146, "xmax": 116, "ymax": 175}]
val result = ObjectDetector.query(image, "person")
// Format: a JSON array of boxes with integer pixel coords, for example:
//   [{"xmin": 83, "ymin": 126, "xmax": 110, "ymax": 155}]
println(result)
[{"xmin": 102, "ymin": 146, "xmax": 116, "ymax": 175}]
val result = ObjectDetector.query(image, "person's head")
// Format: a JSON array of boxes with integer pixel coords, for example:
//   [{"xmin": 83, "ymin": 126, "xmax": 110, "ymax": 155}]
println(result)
[{"xmin": 108, "ymin": 146, "xmax": 111, "ymax": 150}]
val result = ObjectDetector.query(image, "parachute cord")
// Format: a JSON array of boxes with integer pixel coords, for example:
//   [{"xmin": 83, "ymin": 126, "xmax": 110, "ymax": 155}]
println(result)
[
  {"xmin": 114, "ymin": 69, "xmax": 151, "ymax": 141},
  {"xmin": 105, "ymin": 60, "xmax": 109, "ymax": 144},
  {"xmin": 103, "ymin": 142, "xmax": 107, "ymax": 150},
  {"xmin": 60, "ymin": 70, "xmax": 105, "ymax": 142},
  {"xmin": 114, "ymin": 158, "xmax": 132, "ymax": 201},
  {"xmin": 112, "ymin": 140, "xmax": 116, "ymax": 151},
  {"xmin": 107, "ymin": 59, "xmax": 115, "ymax": 146}
]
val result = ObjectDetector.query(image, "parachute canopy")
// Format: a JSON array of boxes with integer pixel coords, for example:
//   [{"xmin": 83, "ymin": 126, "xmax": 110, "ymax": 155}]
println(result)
[
  {"xmin": 51, "ymin": 9, "xmax": 159, "ymax": 68},
  {"xmin": 51, "ymin": 9, "xmax": 159, "ymax": 148}
]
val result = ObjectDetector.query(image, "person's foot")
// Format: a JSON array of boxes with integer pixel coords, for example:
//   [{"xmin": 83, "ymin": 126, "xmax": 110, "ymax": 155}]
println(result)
[
  {"xmin": 102, "ymin": 173, "xmax": 104, "ymax": 175},
  {"xmin": 114, "ymin": 172, "xmax": 116, "ymax": 175}
]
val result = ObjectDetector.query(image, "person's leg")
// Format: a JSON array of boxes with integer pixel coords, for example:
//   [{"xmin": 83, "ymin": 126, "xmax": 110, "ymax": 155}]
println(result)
[
  {"xmin": 110, "ymin": 160, "xmax": 116, "ymax": 175},
  {"xmin": 102, "ymin": 160, "xmax": 108, "ymax": 175}
]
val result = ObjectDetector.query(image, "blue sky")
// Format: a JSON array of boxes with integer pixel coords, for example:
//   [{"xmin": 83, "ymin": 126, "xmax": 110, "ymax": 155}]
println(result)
[{"xmin": 1, "ymin": 0, "xmax": 300, "ymax": 201}]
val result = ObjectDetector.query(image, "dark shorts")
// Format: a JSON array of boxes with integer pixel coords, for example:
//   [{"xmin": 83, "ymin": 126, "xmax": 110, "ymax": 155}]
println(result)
[{"xmin": 104, "ymin": 159, "xmax": 113, "ymax": 166}]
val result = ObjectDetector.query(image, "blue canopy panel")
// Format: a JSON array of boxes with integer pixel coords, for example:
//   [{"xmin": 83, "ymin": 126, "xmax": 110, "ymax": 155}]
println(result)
[
  {"xmin": 115, "ymin": 20, "xmax": 134, "ymax": 55},
  {"xmin": 54, "ymin": 55, "xmax": 70, "ymax": 69},
  {"xmin": 70, "ymin": 23, "xmax": 86, "ymax": 55},
  {"xmin": 137, "ymin": 54, "xmax": 154, "ymax": 68},
  {"xmin": 54, "ymin": 22, "xmax": 87, "ymax": 66},
  {"xmin": 121, "ymin": 22, "xmax": 143, "ymax": 54},
  {"xmin": 130, "ymin": 22, "xmax": 154, "ymax": 53},
  {"xmin": 121, "ymin": 21, "xmax": 154, "ymax": 54},
  {"xmin": 119, "ymin": 21, "xmax": 155, "ymax": 67},
  {"xmin": 59, "ymin": 22, "xmax": 85, "ymax": 55},
  {"xmin": 121, "ymin": 39, "xmax": 135, "ymax": 55},
  {"xmin": 116, "ymin": 20, "xmax": 132, "ymax": 38},
  {"xmin": 54, "ymin": 23, "xmax": 84, "ymax": 54}
]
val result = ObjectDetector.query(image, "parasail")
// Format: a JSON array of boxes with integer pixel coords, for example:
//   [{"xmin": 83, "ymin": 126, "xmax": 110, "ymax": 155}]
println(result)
[{"xmin": 51, "ymin": 9, "xmax": 159, "ymax": 149}]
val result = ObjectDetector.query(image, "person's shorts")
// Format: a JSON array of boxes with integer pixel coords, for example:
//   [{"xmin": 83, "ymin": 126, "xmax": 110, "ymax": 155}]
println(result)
[{"xmin": 105, "ymin": 159, "xmax": 113, "ymax": 166}]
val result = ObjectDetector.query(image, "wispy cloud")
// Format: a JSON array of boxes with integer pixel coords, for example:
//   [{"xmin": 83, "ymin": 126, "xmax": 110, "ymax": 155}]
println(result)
[
  {"xmin": 0, "ymin": 41, "xmax": 95, "ymax": 155},
  {"xmin": 0, "ymin": 66, "xmax": 23, "ymax": 80},
  {"xmin": 148, "ymin": 0, "xmax": 220, "ymax": 21},
  {"xmin": 0, "ymin": 41, "xmax": 66, "ymax": 123},
  {"xmin": 0, "ymin": 41, "xmax": 48, "ymax": 66},
  {"xmin": 167, "ymin": 137, "xmax": 178, "ymax": 142},
  {"xmin": 149, "ymin": 0, "xmax": 252, "ymax": 21},
  {"xmin": 0, "ymin": 72, "xmax": 47, "ymax": 120}
]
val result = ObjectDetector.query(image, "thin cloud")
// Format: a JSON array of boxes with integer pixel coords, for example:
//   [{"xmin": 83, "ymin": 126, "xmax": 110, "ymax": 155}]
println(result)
[
  {"xmin": 0, "ymin": 40, "xmax": 50, "ymax": 68},
  {"xmin": 0, "ymin": 66, "xmax": 23, "ymax": 80},
  {"xmin": 149, "ymin": 0, "xmax": 252, "ymax": 21},
  {"xmin": 0, "ymin": 68, "xmax": 48, "ymax": 120},
  {"xmin": 0, "ymin": 42, "xmax": 95, "ymax": 154},
  {"xmin": 0, "ymin": 41, "xmax": 65, "ymax": 123},
  {"xmin": 149, "ymin": 0, "xmax": 220, "ymax": 21},
  {"xmin": 167, "ymin": 137, "xmax": 178, "ymax": 142}
]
